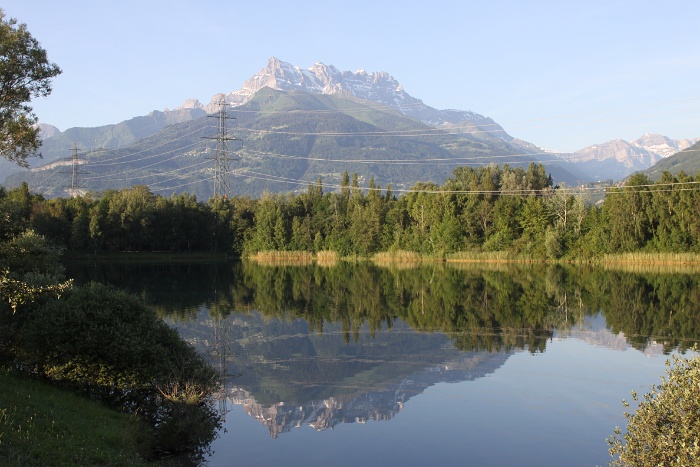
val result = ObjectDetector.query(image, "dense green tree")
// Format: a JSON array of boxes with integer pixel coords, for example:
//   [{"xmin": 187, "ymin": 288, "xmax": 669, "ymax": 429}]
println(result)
[
  {"xmin": 604, "ymin": 174, "xmax": 653, "ymax": 252},
  {"xmin": 517, "ymin": 196, "xmax": 550, "ymax": 257},
  {"xmin": 246, "ymin": 193, "xmax": 279, "ymax": 252},
  {"xmin": 0, "ymin": 10, "xmax": 61, "ymax": 166},
  {"xmin": 28, "ymin": 197, "xmax": 72, "ymax": 246},
  {"xmin": 648, "ymin": 171, "xmax": 696, "ymax": 252},
  {"xmin": 0, "ymin": 182, "xmax": 34, "ymax": 239}
]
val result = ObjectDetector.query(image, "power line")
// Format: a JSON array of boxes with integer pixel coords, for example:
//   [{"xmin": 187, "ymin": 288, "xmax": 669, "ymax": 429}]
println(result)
[
  {"xmin": 231, "ymin": 168, "xmax": 700, "ymax": 197},
  {"xmin": 87, "ymin": 119, "xmax": 211, "ymax": 167},
  {"xmin": 83, "ymin": 141, "xmax": 203, "ymax": 181}
]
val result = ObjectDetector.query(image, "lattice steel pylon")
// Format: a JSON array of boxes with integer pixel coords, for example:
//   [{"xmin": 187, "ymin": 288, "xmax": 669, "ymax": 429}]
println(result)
[
  {"xmin": 60, "ymin": 144, "xmax": 89, "ymax": 197},
  {"xmin": 202, "ymin": 97, "xmax": 239, "ymax": 198}
]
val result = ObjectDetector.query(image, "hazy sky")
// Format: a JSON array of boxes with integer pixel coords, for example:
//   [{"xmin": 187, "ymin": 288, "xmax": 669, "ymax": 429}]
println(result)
[{"xmin": 5, "ymin": 0, "xmax": 699, "ymax": 152}]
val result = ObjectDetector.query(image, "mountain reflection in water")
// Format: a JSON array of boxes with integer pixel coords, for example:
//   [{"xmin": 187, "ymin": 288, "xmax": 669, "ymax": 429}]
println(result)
[
  {"xmin": 66, "ymin": 259, "xmax": 700, "ymax": 464},
  {"xmin": 171, "ymin": 309, "xmax": 511, "ymax": 438}
]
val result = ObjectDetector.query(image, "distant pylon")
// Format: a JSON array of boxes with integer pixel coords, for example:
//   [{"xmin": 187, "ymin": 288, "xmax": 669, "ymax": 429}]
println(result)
[
  {"xmin": 202, "ymin": 97, "xmax": 239, "ymax": 198},
  {"xmin": 60, "ymin": 144, "xmax": 89, "ymax": 197}
]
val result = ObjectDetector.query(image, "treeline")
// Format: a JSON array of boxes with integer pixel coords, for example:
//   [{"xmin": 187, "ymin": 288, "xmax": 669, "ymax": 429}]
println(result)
[{"xmin": 2, "ymin": 163, "xmax": 700, "ymax": 258}]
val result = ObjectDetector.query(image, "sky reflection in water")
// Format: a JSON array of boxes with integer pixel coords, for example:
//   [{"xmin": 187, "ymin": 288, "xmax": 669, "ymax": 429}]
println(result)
[
  {"xmin": 185, "ymin": 313, "xmax": 671, "ymax": 467},
  {"xmin": 67, "ymin": 260, "xmax": 695, "ymax": 466}
]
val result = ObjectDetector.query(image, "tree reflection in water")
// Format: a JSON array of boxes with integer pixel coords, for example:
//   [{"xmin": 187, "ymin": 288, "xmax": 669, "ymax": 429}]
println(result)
[{"xmin": 67, "ymin": 260, "xmax": 700, "ymax": 439}]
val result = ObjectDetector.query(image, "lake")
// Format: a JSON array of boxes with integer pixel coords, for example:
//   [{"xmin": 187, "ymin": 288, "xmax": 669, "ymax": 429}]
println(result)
[{"xmin": 66, "ymin": 260, "xmax": 700, "ymax": 466}]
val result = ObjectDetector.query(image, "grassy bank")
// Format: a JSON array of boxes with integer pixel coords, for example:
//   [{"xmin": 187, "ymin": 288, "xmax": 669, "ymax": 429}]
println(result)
[{"xmin": 0, "ymin": 370, "xmax": 150, "ymax": 466}]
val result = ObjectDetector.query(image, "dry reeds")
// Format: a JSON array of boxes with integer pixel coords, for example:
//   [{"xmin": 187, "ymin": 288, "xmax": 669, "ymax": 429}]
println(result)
[
  {"xmin": 601, "ymin": 252, "xmax": 700, "ymax": 265},
  {"xmin": 598, "ymin": 252, "xmax": 700, "ymax": 273},
  {"xmin": 248, "ymin": 250, "xmax": 314, "ymax": 265},
  {"xmin": 372, "ymin": 250, "xmax": 423, "ymax": 264},
  {"xmin": 315, "ymin": 250, "xmax": 339, "ymax": 267},
  {"xmin": 446, "ymin": 251, "xmax": 516, "ymax": 263}
]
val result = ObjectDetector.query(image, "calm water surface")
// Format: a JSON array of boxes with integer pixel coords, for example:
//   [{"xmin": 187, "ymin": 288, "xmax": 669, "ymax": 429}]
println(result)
[{"xmin": 67, "ymin": 260, "xmax": 700, "ymax": 466}]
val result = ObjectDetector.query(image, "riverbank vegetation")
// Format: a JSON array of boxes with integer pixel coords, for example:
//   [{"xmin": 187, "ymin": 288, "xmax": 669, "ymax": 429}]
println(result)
[
  {"xmin": 4, "ymin": 163, "xmax": 699, "ymax": 262},
  {"xmin": 1, "ymin": 220, "xmax": 222, "ymax": 462},
  {"xmin": 608, "ymin": 350, "xmax": 700, "ymax": 466}
]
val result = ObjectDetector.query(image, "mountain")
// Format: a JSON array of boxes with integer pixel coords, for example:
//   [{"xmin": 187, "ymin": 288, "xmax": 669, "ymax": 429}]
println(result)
[
  {"xmin": 4, "ymin": 57, "xmax": 697, "ymax": 193},
  {"xmin": 641, "ymin": 140, "xmax": 700, "ymax": 180},
  {"xmin": 558, "ymin": 134, "xmax": 698, "ymax": 182},
  {"xmin": 39, "ymin": 123, "xmax": 61, "ymax": 139},
  {"xmin": 37, "ymin": 107, "xmax": 207, "ymax": 166},
  {"xmin": 0, "ymin": 106, "xmax": 209, "ymax": 182},
  {"xmin": 1, "ymin": 58, "xmax": 596, "ymax": 196},
  {"xmin": 195, "ymin": 57, "xmax": 511, "ymax": 141},
  {"xmin": 7, "ymin": 87, "xmax": 585, "ymax": 199}
]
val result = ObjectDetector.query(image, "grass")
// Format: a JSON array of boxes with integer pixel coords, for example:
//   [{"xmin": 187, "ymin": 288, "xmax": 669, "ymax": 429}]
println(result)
[{"xmin": 0, "ymin": 369, "xmax": 151, "ymax": 467}]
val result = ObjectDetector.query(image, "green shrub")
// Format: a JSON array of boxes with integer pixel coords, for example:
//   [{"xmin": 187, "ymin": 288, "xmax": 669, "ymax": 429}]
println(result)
[
  {"xmin": 0, "ymin": 230, "xmax": 72, "ymax": 314},
  {"xmin": 608, "ymin": 350, "xmax": 700, "ymax": 466}
]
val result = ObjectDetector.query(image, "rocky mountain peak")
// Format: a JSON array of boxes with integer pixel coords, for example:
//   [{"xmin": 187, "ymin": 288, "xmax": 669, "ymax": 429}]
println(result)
[
  {"xmin": 38, "ymin": 123, "xmax": 61, "ymax": 140},
  {"xmin": 175, "ymin": 98, "xmax": 204, "ymax": 110},
  {"xmin": 177, "ymin": 57, "xmax": 501, "ymax": 131},
  {"xmin": 559, "ymin": 134, "xmax": 700, "ymax": 182},
  {"xmin": 630, "ymin": 133, "xmax": 696, "ymax": 158}
]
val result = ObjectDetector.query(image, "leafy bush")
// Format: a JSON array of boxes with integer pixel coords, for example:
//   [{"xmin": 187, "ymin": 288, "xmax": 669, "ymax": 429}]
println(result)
[
  {"xmin": 608, "ymin": 350, "xmax": 700, "ymax": 466},
  {"xmin": 0, "ymin": 230, "xmax": 72, "ymax": 314}
]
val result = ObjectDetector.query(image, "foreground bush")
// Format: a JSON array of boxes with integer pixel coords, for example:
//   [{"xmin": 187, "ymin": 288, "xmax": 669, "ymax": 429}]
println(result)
[
  {"xmin": 6, "ymin": 283, "xmax": 221, "ymax": 461},
  {"xmin": 0, "ymin": 230, "xmax": 72, "ymax": 314},
  {"xmin": 608, "ymin": 350, "xmax": 700, "ymax": 466}
]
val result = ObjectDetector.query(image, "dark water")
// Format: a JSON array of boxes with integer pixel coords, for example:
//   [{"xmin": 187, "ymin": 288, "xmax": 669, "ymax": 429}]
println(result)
[{"xmin": 66, "ymin": 260, "xmax": 700, "ymax": 466}]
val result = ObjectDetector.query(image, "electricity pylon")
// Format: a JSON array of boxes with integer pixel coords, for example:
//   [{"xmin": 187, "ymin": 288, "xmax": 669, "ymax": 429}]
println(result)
[
  {"xmin": 61, "ymin": 144, "xmax": 88, "ymax": 197},
  {"xmin": 202, "ymin": 97, "xmax": 239, "ymax": 198}
]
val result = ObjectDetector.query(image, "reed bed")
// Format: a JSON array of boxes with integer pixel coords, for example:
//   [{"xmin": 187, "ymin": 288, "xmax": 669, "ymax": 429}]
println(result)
[
  {"xmin": 600, "ymin": 252, "xmax": 700, "ymax": 265},
  {"xmin": 446, "ymin": 251, "xmax": 525, "ymax": 263},
  {"xmin": 248, "ymin": 250, "xmax": 700, "ymax": 270},
  {"xmin": 600, "ymin": 262, "xmax": 700, "ymax": 274},
  {"xmin": 248, "ymin": 250, "xmax": 315, "ymax": 265},
  {"xmin": 315, "ymin": 250, "xmax": 340, "ymax": 267},
  {"xmin": 446, "ymin": 261, "xmax": 513, "ymax": 273},
  {"xmin": 371, "ymin": 250, "xmax": 424, "ymax": 264}
]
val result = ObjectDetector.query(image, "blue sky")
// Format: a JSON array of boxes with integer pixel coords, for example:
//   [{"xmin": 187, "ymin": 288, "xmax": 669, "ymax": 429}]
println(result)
[{"xmin": 5, "ymin": 0, "xmax": 699, "ymax": 152}]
